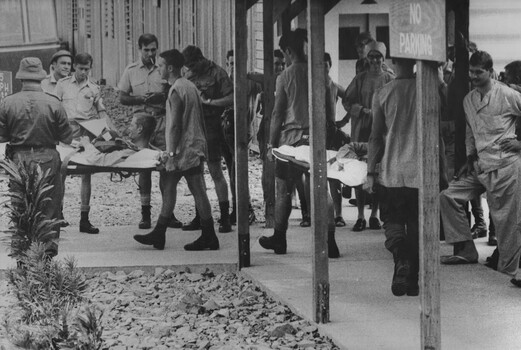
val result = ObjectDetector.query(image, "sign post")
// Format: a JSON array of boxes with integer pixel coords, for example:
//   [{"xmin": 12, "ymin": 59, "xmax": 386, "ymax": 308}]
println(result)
[
  {"xmin": 0, "ymin": 71, "xmax": 12, "ymax": 102},
  {"xmin": 390, "ymin": 1, "xmax": 445, "ymax": 349}
]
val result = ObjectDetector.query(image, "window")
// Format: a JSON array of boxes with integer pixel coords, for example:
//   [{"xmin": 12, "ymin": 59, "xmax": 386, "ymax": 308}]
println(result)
[
  {"xmin": 0, "ymin": 0, "xmax": 24, "ymax": 45},
  {"xmin": 339, "ymin": 27, "xmax": 360, "ymax": 60},
  {"xmin": 0, "ymin": 0, "xmax": 58, "ymax": 46},
  {"xmin": 27, "ymin": 0, "xmax": 58, "ymax": 42}
]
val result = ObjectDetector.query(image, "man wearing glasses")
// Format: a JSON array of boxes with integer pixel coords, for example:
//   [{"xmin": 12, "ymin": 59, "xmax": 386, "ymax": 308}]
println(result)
[{"xmin": 440, "ymin": 51, "xmax": 521, "ymax": 288}]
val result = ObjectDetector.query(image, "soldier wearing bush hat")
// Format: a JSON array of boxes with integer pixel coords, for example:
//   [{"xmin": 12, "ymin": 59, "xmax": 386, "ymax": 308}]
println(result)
[
  {"xmin": 41, "ymin": 49, "xmax": 73, "ymax": 94},
  {"xmin": 0, "ymin": 57, "xmax": 73, "ymax": 258}
]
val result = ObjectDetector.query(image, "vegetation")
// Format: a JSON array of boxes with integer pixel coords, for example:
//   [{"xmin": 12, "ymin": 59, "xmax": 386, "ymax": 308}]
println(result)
[{"xmin": 0, "ymin": 158, "xmax": 105, "ymax": 349}]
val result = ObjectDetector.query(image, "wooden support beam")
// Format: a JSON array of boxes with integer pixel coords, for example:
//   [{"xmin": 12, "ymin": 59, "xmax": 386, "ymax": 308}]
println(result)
[
  {"xmin": 323, "ymin": 0, "xmax": 341, "ymax": 14},
  {"xmin": 234, "ymin": 0, "xmax": 250, "ymax": 268},
  {"xmin": 307, "ymin": 0, "xmax": 329, "ymax": 324},
  {"xmin": 262, "ymin": 0, "xmax": 276, "ymax": 228},
  {"xmin": 246, "ymin": 0, "xmax": 258, "ymax": 10},
  {"xmin": 452, "ymin": 0, "xmax": 470, "ymax": 171},
  {"xmin": 416, "ymin": 60, "xmax": 441, "ymax": 349},
  {"xmin": 272, "ymin": 0, "xmax": 291, "ymax": 23},
  {"xmin": 288, "ymin": 0, "xmax": 306, "ymax": 20}
]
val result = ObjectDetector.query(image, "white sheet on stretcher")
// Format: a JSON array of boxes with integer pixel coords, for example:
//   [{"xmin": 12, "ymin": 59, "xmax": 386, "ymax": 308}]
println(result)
[
  {"xmin": 0, "ymin": 143, "xmax": 159, "ymax": 170},
  {"xmin": 57, "ymin": 145, "xmax": 159, "ymax": 169},
  {"xmin": 273, "ymin": 145, "xmax": 367, "ymax": 187}
]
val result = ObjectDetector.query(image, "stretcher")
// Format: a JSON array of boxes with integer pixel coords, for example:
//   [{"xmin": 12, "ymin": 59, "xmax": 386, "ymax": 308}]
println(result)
[
  {"xmin": 0, "ymin": 142, "xmax": 160, "ymax": 176},
  {"xmin": 272, "ymin": 145, "xmax": 367, "ymax": 187},
  {"xmin": 57, "ymin": 145, "xmax": 160, "ymax": 175}
]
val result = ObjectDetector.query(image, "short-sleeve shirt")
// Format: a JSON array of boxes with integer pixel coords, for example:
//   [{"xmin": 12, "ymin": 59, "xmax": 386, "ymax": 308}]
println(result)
[
  {"xmin": 55, "ymin": 75, "xmax": 103, "ymax": 121},
  {"xmin": 183, "ymin": 60, "xmax": 233, "ymax": 118},
  {"xmin": 0, "ymin": 85, "xmax": 72, "ymax": 146},
  {"xmin": 166, "ymin": 77, "xmax": 208, "ymax": 171},
  {"xmin": 41, "ymin": 74, "xmax": 59, "ymax": 95},
  {"xmin": 118, "ymin": 60, "xmax": 166, "ymax": 115}
]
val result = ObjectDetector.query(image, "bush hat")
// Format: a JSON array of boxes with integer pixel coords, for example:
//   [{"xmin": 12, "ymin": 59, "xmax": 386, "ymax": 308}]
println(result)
[
  {"xmin": 364, "ymin": 41, "xmax": 386, "ymax": 58},
  {"xmin": 50, "ymin": 50, "xmax": 73, "ymax": 64},
  {"xmin": 15, "ymin": 57, "xmax": 47, "ymax": 81}
]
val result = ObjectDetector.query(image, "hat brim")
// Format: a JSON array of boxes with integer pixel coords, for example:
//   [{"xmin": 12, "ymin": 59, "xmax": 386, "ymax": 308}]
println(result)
[{"xmin": 15, "ymin": 70, "xmax": 47, "ymax": 81}]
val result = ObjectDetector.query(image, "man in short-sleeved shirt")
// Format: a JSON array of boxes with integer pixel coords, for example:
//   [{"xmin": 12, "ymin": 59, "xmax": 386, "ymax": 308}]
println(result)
[
  {"xmin": 117, "ymin": 33, "xmax": 181, "ymax": 230},
  {"xmin": 41, "ymin": 50, "xmax": 73, "ymax": 95},
  {"xmin": 181, "ymin": 45, "xmax": 234, "ymax": 233},
  {"xmin": 55, "ymin": 53, "xmax": 108, "ymax": 235}
]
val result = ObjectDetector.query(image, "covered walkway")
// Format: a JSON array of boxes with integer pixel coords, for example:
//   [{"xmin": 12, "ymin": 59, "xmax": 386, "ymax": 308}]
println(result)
[{"xmin": 1, "ymin": 205, "xmax": 518, "ymax": 350}]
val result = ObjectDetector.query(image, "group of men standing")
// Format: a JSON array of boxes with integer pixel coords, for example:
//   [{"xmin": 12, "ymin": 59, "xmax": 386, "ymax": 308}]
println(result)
[{"xmin": 0, "ymin": 33, "xmax": 244, "ymax": 255}]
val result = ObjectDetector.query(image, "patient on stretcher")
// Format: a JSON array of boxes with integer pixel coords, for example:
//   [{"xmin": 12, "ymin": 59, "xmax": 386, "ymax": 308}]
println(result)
[{"xmin": 67, "ymin": 115, "xmax": 160, "ymax": 169}]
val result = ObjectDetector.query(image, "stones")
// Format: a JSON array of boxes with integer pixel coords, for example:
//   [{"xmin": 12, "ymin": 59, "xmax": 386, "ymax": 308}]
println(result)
[{"xmin": 0, "ymin": 269, "xmax": 338, "ymax": 350}]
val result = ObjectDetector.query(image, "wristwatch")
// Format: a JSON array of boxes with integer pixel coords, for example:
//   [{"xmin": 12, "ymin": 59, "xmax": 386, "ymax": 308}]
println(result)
[{"xmin": 168, "ymin": 151, "xmax": 175, "ymax": 157}]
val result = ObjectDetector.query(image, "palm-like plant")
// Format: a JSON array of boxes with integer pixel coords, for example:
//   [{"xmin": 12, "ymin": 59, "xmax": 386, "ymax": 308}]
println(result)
[{"xmin": 0, "ymin": 158, "xmax": 60, "ymax": 260}]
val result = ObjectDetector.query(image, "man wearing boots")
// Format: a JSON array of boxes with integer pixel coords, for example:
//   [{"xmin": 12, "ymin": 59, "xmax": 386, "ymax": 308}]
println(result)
[
  {"xmin": 0, "ymin": 57, "xmax": 73, "ymax": 257},
  {"xmin": 118, "ymin": 33, "xmax": 183, "ymax": 230},
  {"xmin": 259, "ymin": 29, "xmax": 339, "ymax": 258},
  {"xmin": 55, "ymin": 53, "xmax": 111, "ymax": 234},
  {"xmin": 367, "ymin": 57, "xmax": 419, "ymax": 297},
  {"xmin": 181, "ymin": 45, "xmax": 233, "ymax": 233},
  {"xmin": 440, "ymin": 51, "xmax": 521, "ymax": 287},
  {"xmin": 134, "ymin": 49, "xmax": 218, "ymax": 251}
]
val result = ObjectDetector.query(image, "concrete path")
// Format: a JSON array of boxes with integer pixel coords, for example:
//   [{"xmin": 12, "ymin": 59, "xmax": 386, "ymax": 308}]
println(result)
[{"xmin": 1, "ymin": 205, "xmax": 520, "ymax": 350}]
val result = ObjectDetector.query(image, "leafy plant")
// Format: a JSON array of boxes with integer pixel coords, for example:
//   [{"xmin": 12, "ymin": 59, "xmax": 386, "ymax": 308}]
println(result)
[{"xmin": 0, "ymin": 158, "xmax": 60, "ymax": 260}]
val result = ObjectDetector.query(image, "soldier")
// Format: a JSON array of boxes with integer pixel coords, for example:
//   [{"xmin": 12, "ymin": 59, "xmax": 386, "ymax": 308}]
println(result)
[
  {"xmin": 55, "ymin": 53, "xmax": 110, "ymax": 234},
  {"xmin": 41, "ymin": 50, "xmax": 72, "ymax": 94},
  {"xmin": 118, "ymin": 33, "xmax": 182, "ymax": 230},
  {"xmin": 0, "ymin": 57, "xmax": 72, "ymax": 257}
]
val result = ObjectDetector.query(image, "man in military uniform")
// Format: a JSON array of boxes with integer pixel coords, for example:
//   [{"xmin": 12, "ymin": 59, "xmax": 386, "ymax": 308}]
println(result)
[
  {"xmin": 55, "ymin": 53, "xmax": 110, "ymax": 234},
  {"xmin": 182, "ymin": 45, "xmax": 233, "ymax": 233},
  {"xmin": 41, "ymin": 50, "xmax": 72, "ymax": 94},
  {"xmin": 118, "ymin": 33, "xmax": 182, "ymax": 230},
  {"xmin": 0, "ymin": 57, "xmax": 72, "ymax": 257}
]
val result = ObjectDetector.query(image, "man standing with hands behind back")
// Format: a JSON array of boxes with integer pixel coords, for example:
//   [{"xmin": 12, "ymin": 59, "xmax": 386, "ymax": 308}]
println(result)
[{"xmin": 118, "ymin": 33, "xmax": 183, "ymax": 230}]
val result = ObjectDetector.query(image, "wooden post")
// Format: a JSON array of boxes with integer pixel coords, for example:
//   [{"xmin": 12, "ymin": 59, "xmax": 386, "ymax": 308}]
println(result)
[
  {"xmin": 262, "ymin": 0, "xmax": 276, "ymax": 228},
  {"xmin": 307, "ymin": 0, "xmax": 329, "ymax": 324},
  {"xmin": 234, "ymin": 0, "xmax": 250, "ymax": 268},
  {"xmin": 452, "ymin": 0, "xmax": 470, "ymax": 171},
  {"xmin": 416, "ymin": 60, "xmax": 441, "ymax": 349}
]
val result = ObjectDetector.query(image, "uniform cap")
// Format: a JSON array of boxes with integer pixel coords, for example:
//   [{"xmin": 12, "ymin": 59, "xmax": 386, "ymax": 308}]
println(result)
[
  {"xmin": 15, "ymin": 57, "xmax": 47, "ymax": 81},
  {"xmin": 50, "ymin": 50, "xmax": 73, "ymax": 63}
]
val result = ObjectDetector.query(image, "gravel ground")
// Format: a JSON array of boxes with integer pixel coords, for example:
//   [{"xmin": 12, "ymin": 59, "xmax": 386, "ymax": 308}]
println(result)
[{"xmin": 0, "ymin": 87, "xmax": 341, "ymax": 349}]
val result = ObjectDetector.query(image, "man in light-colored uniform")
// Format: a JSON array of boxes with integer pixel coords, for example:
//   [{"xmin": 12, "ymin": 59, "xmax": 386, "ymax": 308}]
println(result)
[
  {"xmin": 55, "ymin": 53, "xmax": 110, "ymax": 234},
  {"xmin": 118, "ymin": 33, "xmax": 182, "ymax": 230},
  {"xmin": 440, "ymin": 51, "xmax": 521, "ymax": 288},
  {"xmin": 41, "ymin": 50, "xmax": 72, "ymax": 95}
]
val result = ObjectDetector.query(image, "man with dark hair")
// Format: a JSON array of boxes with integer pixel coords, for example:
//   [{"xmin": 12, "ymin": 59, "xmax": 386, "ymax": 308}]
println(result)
[
  {"xmin": 181, "ymin": 45, "xmax": 233, "ymax": 233},
  {"xmin": 134, "ymin": 49, "xmax": 219, "ymax": 251},
  {"xmin": 55, "ymin": 52, "xmax": 111, "ymax": 234},
  {"xmin": 367, "ymin": 58, "xmax": 419, "ymax": 297},
  {"xmin": 439, "ymin": 51, "xmax": 521, "ymax": 288},
  {"xmin": 118, "ymin": 33, "xmax": 182, "ymax": 230},
  {"xmin": 1, "ymin": 57, "xmax": 73, "ymax": 257},
  {"xmin": 41, "ymin": 50, "xmax": 73, "ymax": 94},
  {"xmin": 259, "ymin": 29, "xmax": 339, "ymax": 258},
  {"xmin": 273, "ymin": 49, "xmax": 285, "ymax": 75},
  {"xmin": 504, "ymin": 60, "xmax": 521, "ymax": 93}
]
